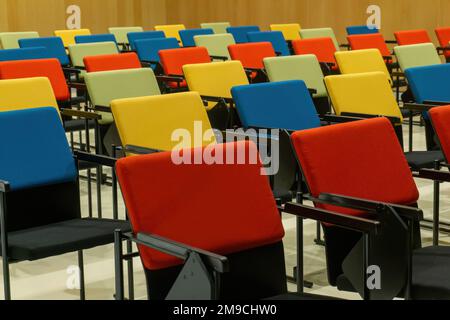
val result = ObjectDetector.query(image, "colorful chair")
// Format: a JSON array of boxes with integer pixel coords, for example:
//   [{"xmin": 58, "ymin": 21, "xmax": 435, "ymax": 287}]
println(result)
[
  {"xmin": 270, "ymin": 23, "xmax": 301, "ymax": 41},
  {"xmin": 226, "ymin": 26, "xmax": 260, "ymax": 43},
  {"xmin": 179, "ymin": 28, "xmax": 214, "ymax": 47},
  {"xmin": 394, "ymin": 29, "xmax": 432, "ymax": 46},
  {"xmin": 435, "ymin": 27, "xmax": 450, "ymax": 61},
  {"xmin": 154, "ymin": 24, "xmax": 186, "ymax": 42},
  {"xmin": 108, "ymin": 26, "xmax": 143, "ymax": 46},
  {"xmin": 19, "ymin": 37, "xmax": 70, "ymax": 66},
  {"xmin": 247, "ymin": 31, "xmax": 290, "ymax": 56},
  {"xmin": 300, "ymin": 28, "xmax": 339, "ymax": 50},
  {"xmin": 0, "ymin": 47, "xmax": 51, "ymax": 62},
  {"xmin": 194, "ymin": 34, "xmax": 235, "ymax": 60},
  {"xmin": 394, "ymin": 43, "xmax": 442, "ymax": 72},
  {"xmin": 75, "ymin": 34, "xmax": 117, "ymax": 45},
  {"xmin": 292, "ymin": 37, "xmax": 338, "ymax": 73},
  {"xmin": 134, "ymin": 38, "xmax": 180, "ymax": 72},
  {"xmin": 68, "ymin": 42, "xmax": 119, "ymax": 77},
  {"xmin": 0, "ymin": 32, "xmax": 39, "ymax": 49},
  {"xmin": 346, "ymin": 25, "xmax": 379, "ymax": 35},
  {"xmin": 200, "ymin": 22, "xmax": 231, "ymax": 34},
  {"xmin": 54, "ymin": 29, "xmax": 91, "ymax": 47},
  {"xmin": 127, "ymin": 31, "xmax": 165, "ymax": 50},
  {"xmin": 83, "ymin": 52, "xmax": 142, "ymax": 73}
]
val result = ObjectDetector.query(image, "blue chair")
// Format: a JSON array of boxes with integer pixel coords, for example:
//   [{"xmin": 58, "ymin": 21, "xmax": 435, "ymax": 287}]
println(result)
[
  {"xmin": 226, "ymin": 26, "xmax": 260, "ymax": 43},
  {"xmin": 346, "ymin": 25, "xmax": 379, "ymax": 35},
  {"xmin": 179, "ymin": 28, "xmax": 214, "ymax": 47},
  {"xmin": 0, "ymin": 47, "xmax": 51, "ymax": 62},
  {"xmin": 19, "ymin": 37, "xmax": 69, "ymax": 66},
  {"xmin": 127, "ymin": 31, "xmax": 165, "ymax": 50},
  {"xmin": 75, "ymin": 34, "xmax": 117, "ymax": 45},
  {"xmin": 134, "ymin": 38, "xmax": 180, "ymax": 70},
  {"xmin": 0, "ymin": 107, "xmax": 130, "ymax": 300},
  {"xmin": 231, "ymin": 80, "xmax": 321, "ymax": 202},
  {"xmin": 247, "ymin": 31, "xmax": 290, "ymax": 56}
]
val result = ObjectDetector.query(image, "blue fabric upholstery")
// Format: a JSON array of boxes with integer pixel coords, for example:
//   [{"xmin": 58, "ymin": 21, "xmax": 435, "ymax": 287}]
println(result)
[
  {"xmin": 75, "ymin": 34, "xmax": 117, "ymax": 44},
  {"xmin": 247, "ymin": 31, "xmax": 290, "ymax": 56},
  {"xmin": 405, "ymin": 64, "xmax": 450, "ymax": 104},
  {"xmin": 0, "ymin": 47, "xmax": 52, "ymax": 63},
  {"xmin": 179, "ymin": 28, "xmax": 214, "ymax": 47},
  {"xmin": 346, "ymin": 25, "xmax": 379, "ymax": 35},
  {"xmin": 19, "ymin": 37, "xmax": 69, "ymax": 66},
  {"xmin": 134, "ymin": 38, "xmax": 180, "ymax": 66},
  {"xmin": 0, "ymin": 108, "xmax": 77, "ymax": 191},
  {"xmin": 232, "ymin": 80, "xmax": 321, "ymax": 131},
  {"xmin": 226, "ymin": 26, "xmax": 260, "ymax": 43},
  {"xmin": 127, "ymin": 31, "xmax": 166, "ymax": 50}
]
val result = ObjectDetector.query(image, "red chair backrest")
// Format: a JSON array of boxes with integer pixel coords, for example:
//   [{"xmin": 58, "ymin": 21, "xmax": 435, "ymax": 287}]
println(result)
[
  {"xmin": 394, "ymin": 29, "xmax": 431, "ymax": 46},
  {"xmin": 292, "ymin": 37, "xmax": 337, "ymax": 65},
  {"xmin": 84, "ymin": 52, "xmax": 142, "ymax": 72},
  {"xmin": 347, "ymin": 33, "xmax": 391, "ymax": 57},
  {"xmin": 0, "ymin": 58, "xmax": 69, "ymax": 102},
  {"xmin": 429, "ymin": 105, "xmax": 450, "ymax": 161},
  {"xmin": 116, "ymin": 141, "xmax": 285, "ymax": 271},
  {"xmin": 228, "ymin": 42, "xmax": 276, "ymax": 69},
  {"xmin": 291, "ymin": 118, "xmax": 419, "ymax": 217},
  {"xmin": 435, "ymin": 27, "xmax": 450, "ymax": 58},
  {"xmin": 159, "ymin": 47, "xmax": 211, "ymax": 76}
]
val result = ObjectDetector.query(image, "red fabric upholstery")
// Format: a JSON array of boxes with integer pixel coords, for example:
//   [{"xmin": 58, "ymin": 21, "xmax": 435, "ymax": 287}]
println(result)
[
  {"xmin": 429, "ymin": 105, "xmax": 450, "ymax": 161},
  {"xmin": 292, "ymin": 37, "xmax": 338, "ymax": 67},
  {"xmin": 347, "ymin": 33, "xmax": 391, "ymax": 57},
  {"xmin": 394, "ymin": 29, "xmax": 431, "ymax": 46},
  {"xmin": 0, "ymin": 58, "xmax": 70, "ymax": 101},
  {"xmin": 116, "ymin": 141, "xmax": 285, "ymax": 270},
  {"xmin": 435, "ymin": 27, "xmax": 450, "ymax": 58},
  {"xmin": 228, "ymin": 42, "xmax": 276, "ymax": 70},
  {"xmin": 84, "ymin": 53, "xmax": 141, "ymax": 72},
  {"xmin": 291, "ymin": 118, "xmax": 419, "ymax": 217}
]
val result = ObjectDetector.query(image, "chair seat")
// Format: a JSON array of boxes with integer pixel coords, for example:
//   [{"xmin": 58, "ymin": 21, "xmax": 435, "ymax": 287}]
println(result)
[
  {"xmin": 3, "ymin": 218, "xmax": 131, "ymax": 261},
  {"xmin": 404, "ymin": 150, "xmax": 444, "ymax": 171},
  {"xmin": 412, "ymin": 246, "xmax": 450, "ymax": 300}
]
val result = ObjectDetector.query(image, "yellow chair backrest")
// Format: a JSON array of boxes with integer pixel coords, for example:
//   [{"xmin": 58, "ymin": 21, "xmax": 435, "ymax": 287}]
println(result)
[
  {"xmin": 270, "ymin": 24, "xmax": 301, "ymax": 41},
  {"xmin": 154, "ymin": 24, "xmax": 186, "ymax": 42},
  {"xmin": 111, "ymin": 92, "xmax": 215, "ymax": 152},
  {"xmin": 335, "ymin": 49, "xmax": 392, "ymax": 83},
  {"xmin": 325, "ymin": 72, "xmax": 402, "ymax": 122},
  {"xmin": 54, "ymin": 29, "xmax": 91, "ymax": 47},
  {"xmin": 0, "ymin": 77, "xmax": 58, "ymax": 113},
  {"xmin": 183, "ymin": 61, "xmax": 249, "ymax": 99}
]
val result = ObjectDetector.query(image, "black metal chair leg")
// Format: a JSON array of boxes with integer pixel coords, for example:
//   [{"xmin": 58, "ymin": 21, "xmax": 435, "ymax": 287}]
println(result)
[
  {"xmin": 433, "ymin": 160, "xmax": 441, "ymax": 246},
  {"xmin": 2, "ymin": 255, "xmax": 10, "ymax": 300},
  {"xmin": 0, "ymin": 193, "xmax": 11, "ymax": 300},
  {"xmin": 96, "ymin": 166, "xmax": 102, "ymax": 218},
  {"xmin": 127, "ymin": 240, "xmax": 134, "ymax": 300},
  {"xmin": 87, "ymin": 169, "xmax": 92, "ymax": 218},
  {"xmin": 114, "ymin": 230, "xmax": 125, "ymax": 300},
  {"xmin": 78, "ymin": 250, "xmax": 85, "ymax": 300}
]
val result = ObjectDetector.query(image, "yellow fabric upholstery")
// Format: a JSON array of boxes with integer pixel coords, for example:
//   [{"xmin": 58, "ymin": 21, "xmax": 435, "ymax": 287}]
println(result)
[
  {"xmin": 325, "ymin": 72, "xmax": 403, "ymax": 122},
  {"xmin": 335, "ymin": 49, "xmax": 392, "ymax": 83},
  {"xmin": 0, "ymin": 77, "xmax": 58, "ymax": 113},
  {"xmin": 183, "ymin": 61, "xmax": 249, "ymax": 100},
  {"xmin": 154, "ymin": 24, "xmax": 186, "ymax": 42},
  {"xmin": 54, "ymin": 29, "xmax": 91, "ymax": 47},
  {"xmin": 270, "ymin": 24, "xmax": 301, "ymax": 41},
  {"xmin": 111, "ymin": 92, "xmax": 215, "ymax": 152}
]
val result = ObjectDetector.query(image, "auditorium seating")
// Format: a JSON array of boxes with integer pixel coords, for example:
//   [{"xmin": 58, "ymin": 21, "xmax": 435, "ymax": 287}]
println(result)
[
  {"xmin": 200, "ymin": 22, "xmax": 231, "ymax": 34},
  {"xmin": 0, "ymin": 31, "xmax": 39, "ymax": 49},
  {"xmin": 270, "ymin": 23, "xmax": 301, "ymax": 41},
  {"xmin": 68, "ymin": 42, "xmax": 119, "ymax": 77},
  {"xmin": 247, "ymin": 31, "xmax": 291, "ymax": 56},
  {"xmin": 394, "ymin": 29, "xmax": 432, "ymax": 46},
  {"xmin": 127, "ymin": 31, "xmax": 166, "ymax": 50},
  {"xmin": 133, "ymin": 37, "xmax": 180, "ymax": 72},
  {"xmin": 19, "ymin": 37, "xmax": 70, "ymax": 66},
  {"xmin": 346, "ymin": 25, "xmax": 379, "ymax": 35},
  {"xmin": 291, "ymin": 38, "xmax": 338, "ymax": 73},
  {"xmin": 108, "ymin": 26, "xmax": 143, "ymax": 47},
  {"xmin": 299, "ymin": 28, "xmax": 340, "ymax": 50},
  {"xmin": 435, "ymin": 27, "xmax": 450, "ymax": 61},
  {"xmin": 226, "ymin": 26, "xmax": 260, "ymax": 43},
  {"xmin": 347, "ymin": 34, "xmax": 393, "ymax": 62},
  {"xmin": 75, "ymin": 34, "xmax": 117, "ymax": 45},
  {"xmin": 0, "ymin": 47, "xmax": 51, "ymax": 62},
  {"xmin": 194, "ymin": 33, "xmax": 235, "ymax": 60},
  {"xmin": 54, "ymin": 29, "xmax": 91, "ymax": 47},
  {"xmin": 83, "ymin": 52, "xmax": 142, "ymax": 73},
  {"xmin": 179, "ymin": 28, "xmax": 214, "ymax": 47},
  {"xmin": 154, "ymin": 24, "xmax": 186, "ymax": 42},
  {"xmin": 394, "ymin": 43, "xmax": 442, "ymax": 72}
]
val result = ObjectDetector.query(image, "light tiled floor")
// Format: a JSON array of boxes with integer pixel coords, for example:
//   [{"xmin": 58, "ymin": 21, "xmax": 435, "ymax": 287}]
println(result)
[{"xmin": 1, "ymin": 120, "xmax": 449, "ymax": 300}]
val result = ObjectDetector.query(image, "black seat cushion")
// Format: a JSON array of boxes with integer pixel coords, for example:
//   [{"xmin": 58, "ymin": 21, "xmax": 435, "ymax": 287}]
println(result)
[
  {"xmin": 412, "ymin": 246, "xmax": 450, "ymax": 300},
  {"xmin": 404, "ymin": 151, "xmax": 444, "ymax": 171},
  {"xmin": 3, "ymin": 218, "xmax": 130, "ymax": 261}
]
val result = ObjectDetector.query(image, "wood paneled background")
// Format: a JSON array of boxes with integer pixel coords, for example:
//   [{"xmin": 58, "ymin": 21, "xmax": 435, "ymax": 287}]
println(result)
[{"xmin": 0, "ymin": 0, "xmax": 449, "ymax": 43}]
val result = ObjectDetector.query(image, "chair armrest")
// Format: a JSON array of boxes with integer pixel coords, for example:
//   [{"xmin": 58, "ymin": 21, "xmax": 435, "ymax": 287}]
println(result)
[
  {"xmin": 156, "ymin": 75, "xmax": 185, "ymax": 83},
  {"xmin": 403, "ymin": 103, "xmax": 440, "ymax": 112},
  {"xmin": 284, "ymin": 202, "xmax": 381, "ymax": 234},
  {"xmin": 415, "ymin": 168, "xmax": 450, "ymax": 183},
  {"xmin": 63, "ymin": 66, "xmax": 85, "ymax": 73},
  {"xmin": 125, "ymin": 232, "xmax": 229, "ymax": 273},
  {"xmin": 68, "ymin": 82, "xmax": 87, "ymax": 90},
  {"xmin": 321, "ymin": 114, "xmax": 366, "ymax": 124},
  {"xmin": 308, "ymin": 88, "xmax": 317, "ymax": 95},
  {"xmin": 210, "ymin": 55, "xmax": 228, "ymax": 61},
  {"xmin": 74, "ymin": 150, "xmax": 117, "ymax": 168},
  {"xmin": 0, "ymin": 180, "xmax": 10, "ymax": 193},
  {"xmin": 124, "ymin": 144, "xmax": 164, "ymax": 155},
  {"xmin": 141, "ymin": 60, "xmax": 160, "ymax": 66},
  {"xmin": 385, "ymin": 40, "xmax": 398, "ymax": 44},
  {"xmin": 423, "ymin": 100, "xmax": 450, "ymax": 106},
  {"xmin": 340, "ymin": 112, "xmax": 402, "ymax": 125},
  {"xmin": 92, "ymin": 105, "xmax": 111, "ymax": 113},
  {"xmin": 60, "ymin": 108, "xmax": 102, "ymax": 120},
  {"xmin": 201, "ymin": 95, "xmax": 234, "ymax": 104},
  {"xmin": 315, "ymin": 193, "xmax": 423, "ymax": 222},
  {"xmin": 339, "ymin": 43, "xmax": 350, "ymax": 49}
]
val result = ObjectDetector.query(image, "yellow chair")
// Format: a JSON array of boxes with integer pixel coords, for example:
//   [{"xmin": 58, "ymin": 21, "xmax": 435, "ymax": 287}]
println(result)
[
  {"xmin": 154, "ymin": 24, "xmax": 186, "ymax": 42},
  {"xmin": 270, "ymin": 23, "xmax": 301, "ymax": 41},
  {"xmin": 54, "ymin": 29, "xmax": 91, "ymax": 47},
  {"xmin": 183, "ymin": 61, "xmax": 249, "ymax": 101},
  {"xmin": 325, "ymin": 71, "xmax": 402, "ymax": 122},
  {"xmin": 111, "ymin": 92, "xmax": 215, "ymax": 152},
  {"xmin": 335, "ymin": 49, "xmax": 392, "ymax": 83},
  {"xmin": 0, "ymin": 77, "xmax": 58, "ymax": 112}
]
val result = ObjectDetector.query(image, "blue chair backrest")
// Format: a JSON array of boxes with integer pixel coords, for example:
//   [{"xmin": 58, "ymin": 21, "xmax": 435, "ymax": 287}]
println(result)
[
  {"xmin": 405, "ymin": 64, "xmax": 450, "ymax": 104},
  {"xmin": 134, "ymin": 38, "xmax": 180, "ymax": 66},
  {"xmin": 0, "ymin": 47, "xmax": 51, "ymax": 62},
  {"xmin": 0, "ymin": 107, "xmax": 77, "ymax": 191},
  {"xmin": 75, "ymin": 34, "xmax": 117, "ymax": 45},
  {"xmin": 19, "ymin": 37, "xmax": 69, "ymax": 66},
  {"xmin": 346, "ymin": 25, "xmax": 379, "ymax": 35},
  {"xmin": 179, "ymin": 28, "xmax": 214, "ymax": 47},
  {"xmin": 231, "ymin": 80, "xmax": 321, "ymax": 131},
  {"xmin": 128, "ymin": 31, "xmax": 166, "ymax": 50},
  {"xmin": 247, "ymin": 31, "xmax": 290, "ymax": 56},
  {"xmin": 226, "ymin": 26, "xmax": 260, "ymax": 43}
]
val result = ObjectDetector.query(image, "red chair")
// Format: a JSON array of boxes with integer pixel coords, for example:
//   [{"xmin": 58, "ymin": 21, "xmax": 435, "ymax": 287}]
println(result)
[
  {"xmin": 348, "ymin": 34, "xmax": 391, "ymax": 59},
  {"xmin": 292, "ymin": 37, "xmax": 338, "ymax": 73},
  {"xmin": 84, "ymin": 52, "xmax": 141, "ymax": 72},
  {"xmin": 158, "ymin": 46, "xmax": 211, "ymax": 89},
  {"xmin": 435, "ymin": 27, "xmax": 450, "ymax": 61},
  {"xmin": 394, "ymin": 29, "xmax": 431, "ymax": 46},
  {"xmin": 228, "ymin": 42, "xmax": 276, "ymax": 82}
]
